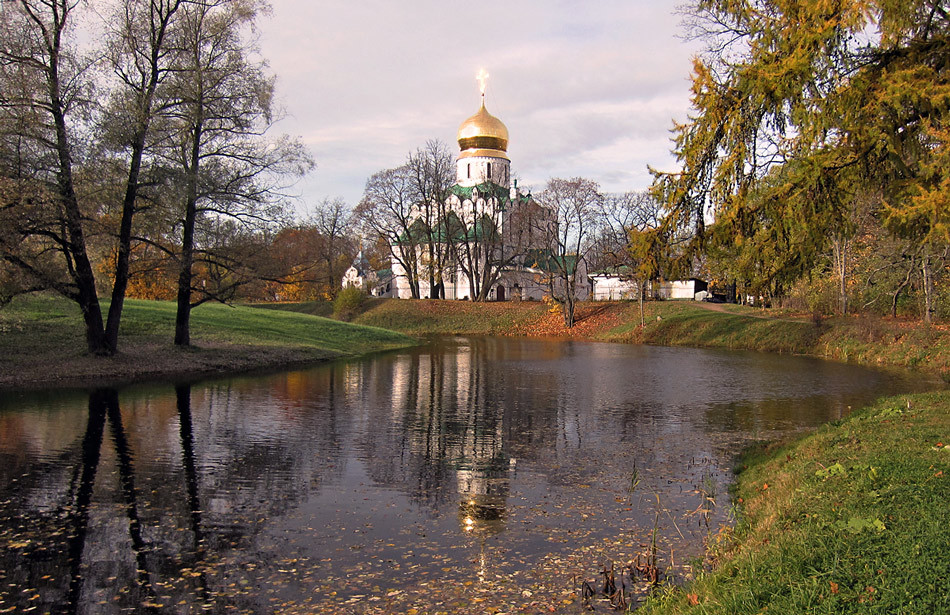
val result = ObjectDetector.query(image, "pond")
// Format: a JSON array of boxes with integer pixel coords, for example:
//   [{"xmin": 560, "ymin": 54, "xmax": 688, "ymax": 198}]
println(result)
[{"xmin": 0, "ymin": 338, "xmax": 936, "ymax": 613}]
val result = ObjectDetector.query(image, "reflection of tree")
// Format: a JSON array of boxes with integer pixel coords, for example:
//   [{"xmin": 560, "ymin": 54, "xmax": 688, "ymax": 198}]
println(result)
[
  {"xmin": 105, "ymin": 389, "xmax": 158, "ymax": 606},
  {"xmin": 65, "ymin": 390, "xmax": 108, "ymax": 612},
  {"xmin": 175, "ymin": 384, "xmax": 211, "ymax": 603}
]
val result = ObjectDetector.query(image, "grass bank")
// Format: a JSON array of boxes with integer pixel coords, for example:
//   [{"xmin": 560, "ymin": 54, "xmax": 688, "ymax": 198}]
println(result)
[
  {"xmin": 265, "ymin": 298, "xmax": 950, "ymax": 377},
  {"xmin": 639, "ymin": 390, "xmax": 950, "ymax": 614},
  {"xmin": 0, "ymin": 295, "xmax": 415, "ymax": 390}
]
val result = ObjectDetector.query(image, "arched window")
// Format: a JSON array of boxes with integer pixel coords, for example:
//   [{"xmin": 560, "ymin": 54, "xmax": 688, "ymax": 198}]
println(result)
[{"xmin": 487, "ymin": 162, "xmax": 492, "ymax": 180}]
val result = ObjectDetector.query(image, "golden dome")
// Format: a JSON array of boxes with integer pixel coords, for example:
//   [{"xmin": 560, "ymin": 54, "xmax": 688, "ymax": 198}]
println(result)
[{"xmin": 457, "ymin": 99, "xmax": 509, "ymax": 153}]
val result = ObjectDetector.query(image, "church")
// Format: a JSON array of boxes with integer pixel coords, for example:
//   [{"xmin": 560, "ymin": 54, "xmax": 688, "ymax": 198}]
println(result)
[{"xmin": 386, "ymin": 81, "xmax": 577, "ymax": 301}]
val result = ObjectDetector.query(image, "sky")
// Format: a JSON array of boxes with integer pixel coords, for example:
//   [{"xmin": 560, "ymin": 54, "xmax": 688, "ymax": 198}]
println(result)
[{"xmin": 256, "ymin": 1, "xmax": 702, "ymax": 217}]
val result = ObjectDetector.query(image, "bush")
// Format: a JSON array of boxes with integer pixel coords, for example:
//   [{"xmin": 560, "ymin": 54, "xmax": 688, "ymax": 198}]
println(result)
[{"xmin": 333, "ymin": 285, "xmax": 367, "ymax": 321}]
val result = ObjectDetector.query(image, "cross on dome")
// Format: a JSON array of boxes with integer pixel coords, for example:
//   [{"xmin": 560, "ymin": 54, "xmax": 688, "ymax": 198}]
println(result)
[{"xmin": 476, "ymin": 68, "xmax": 490, "ymax": 99}]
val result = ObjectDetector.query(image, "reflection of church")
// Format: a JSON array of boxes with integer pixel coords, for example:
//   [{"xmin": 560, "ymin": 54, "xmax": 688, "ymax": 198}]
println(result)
[
  {"xmin": 391, "ymin": 79, "xmax": 556, "ymax": 301},
  {"xmin": 456, "ymin": 421, "xmax": 513, "ymax": 535}
]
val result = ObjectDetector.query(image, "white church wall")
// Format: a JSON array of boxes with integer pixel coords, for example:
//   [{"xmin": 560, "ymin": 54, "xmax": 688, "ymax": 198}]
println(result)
[{"xmin": 457, "ymin": 156, "xmax": 511, "ymax": 187}]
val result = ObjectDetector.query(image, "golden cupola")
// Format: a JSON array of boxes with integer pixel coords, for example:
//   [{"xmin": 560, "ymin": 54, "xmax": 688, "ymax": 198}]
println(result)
[{"xmin": 457, "ymin": 98, "xmax": 510, "ymax": 161}]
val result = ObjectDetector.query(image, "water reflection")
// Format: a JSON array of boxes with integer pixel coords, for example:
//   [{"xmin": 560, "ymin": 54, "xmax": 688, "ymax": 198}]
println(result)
[{"xmin": 0, "ymin": 339, "xmax": 935, "ymax": 613}]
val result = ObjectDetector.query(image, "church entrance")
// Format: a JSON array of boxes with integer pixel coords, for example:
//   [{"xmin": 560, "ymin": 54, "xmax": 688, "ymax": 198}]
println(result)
[{"xmin": 496, "ymin": 286, "xmax": 505, "ymax": 301}]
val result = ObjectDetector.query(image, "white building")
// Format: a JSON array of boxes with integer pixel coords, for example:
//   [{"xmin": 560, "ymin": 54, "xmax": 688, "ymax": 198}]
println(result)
[
  {"xmin": 342, "ymin": 250, "xmax": 394, "ymax": 297},
  {"xmin": 389, "ymin": 88, "xmax": 570, "ymax": 301},
  {"xmin": 656, "ymin": 278, "xmax": 708, "ymax": 300}
]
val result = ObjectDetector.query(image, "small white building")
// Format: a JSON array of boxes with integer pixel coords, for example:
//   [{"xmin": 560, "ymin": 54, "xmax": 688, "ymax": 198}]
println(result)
[
  {"xmin": 590, "ymin": 269, "xmax": 639, "ymax": 301},
  {"xmin": 342, "ymin": 252, "xmax": 396, "ymax": 298},
  {"xmin": 656, "ymin": 278, "xmax": 708, "ymax": 300}
]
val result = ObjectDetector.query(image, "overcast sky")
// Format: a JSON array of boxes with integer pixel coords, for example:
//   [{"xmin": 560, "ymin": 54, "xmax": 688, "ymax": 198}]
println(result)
[{"xmin": 257, "ymin": 1, "xmax": 701, "ymax": 217}]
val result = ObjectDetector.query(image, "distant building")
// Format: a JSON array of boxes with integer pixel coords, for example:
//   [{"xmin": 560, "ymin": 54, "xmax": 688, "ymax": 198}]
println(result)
[
  {"xmin": 590, "ymin": 270, "xmax": 709, "ymax": 302},
  {"xmin": 386, "ymin": 84, "xmax": 585, "ymax": 302},
  {"xmin": 656, "ymin": 278, "xmax": 708, "ymax": 300},
  {"xmin": 342, "ymin": 250, "xmax": 393, "ymax": 297},
  {"xmin": 590, "ymin": 267, "xmax": 640, "ymax": 301}
]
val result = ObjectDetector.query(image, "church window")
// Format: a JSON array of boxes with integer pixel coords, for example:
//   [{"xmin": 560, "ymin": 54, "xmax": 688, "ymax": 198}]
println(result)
[
  {"xmin": 487, "ymin": 162, "xmax": 492, "ymax": 180},
  {"xmin": 467, "ymin": 163, "xmax": 471, "ymax": 179}
]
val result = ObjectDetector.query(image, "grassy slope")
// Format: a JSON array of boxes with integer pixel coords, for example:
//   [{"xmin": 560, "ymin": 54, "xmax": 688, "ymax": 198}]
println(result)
[
  {"xmin": 269, "ymin": 298, "xmax": 950, "ymax": 377},
  {"xmin": 640, "ymin": 391, "xmax": 950, "ymax": 614},
  {"xmin": 0, "ymin": 295, "xmax": 414, "ymax": 389}
]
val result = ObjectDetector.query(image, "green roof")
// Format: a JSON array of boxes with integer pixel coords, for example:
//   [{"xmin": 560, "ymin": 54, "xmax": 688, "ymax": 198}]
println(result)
[
  {"xmin": 450, "ymin": 181, "xmax": 511, "ymax": 209},
  {"xmin": 395, "ymin": 211, "xmax": 498, "ymax": 245},
  {"xmin": 523, "ymin": 249, "xmax": 579, "ymax": 275}
]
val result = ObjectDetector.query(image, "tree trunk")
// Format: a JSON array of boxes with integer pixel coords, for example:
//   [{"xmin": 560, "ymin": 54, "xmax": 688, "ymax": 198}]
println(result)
[
  {"xmin": 563, "ymin": 294, "xmax": 576, "ymax": 328},
  {"xmin": 49, "ymin": 51, "xmax": 110, "ymax": 355},
  {"xmin": 832, "ymin": 236, "xmax": 848, "ymax": 316},
  {"xmin": 105, "ymin": 1, "xmax": 178, "ymax": 352},
  {"xmin": 174, "ymin": 207, "xmax": 196, "ymax": 346},
  {"xmin": 921, "ymin": 253, "xmax": 934, "ymax": 324},
  {"xmin": 638, "ymin": 281, "xmax": 645, "ymax": 327},
  {"xmin": 175, "ymin": 121, "xmax": 202, "ymax": 347},
  {"xmin": 106, "ymin": 136, "xmax": 146, "ymax": 350},
  {"xmin": 891, "ymin": 256, "xmax": 915, "ymax": 317}
]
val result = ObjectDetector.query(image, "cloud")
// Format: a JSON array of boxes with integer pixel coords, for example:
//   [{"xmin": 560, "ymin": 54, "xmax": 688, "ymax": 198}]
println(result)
[{"xmin": 258, "ymin": 1, "xmax": 700, "ymax": 212}]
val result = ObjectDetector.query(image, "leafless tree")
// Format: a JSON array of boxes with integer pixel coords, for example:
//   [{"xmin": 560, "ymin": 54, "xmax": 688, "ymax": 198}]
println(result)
[
  {"xmin": 309, "ymin": 196, "xmax": 353, "ymax": 293},
  {"xmin": 100, "ymin": 0, "xmax": 183, "ymax": 349},
  {"xmin": 535, "ymin": 177, "xmax": 602, "ymax": 327},
  {"xmin": 163, "ymin": 0, "xmax": 312, "ymax": 345},
  {"xmin": 407, "ymin": 140, "xmax": 454, "ymax": 299},
  {"xmin": 0, "ymin": 0, "xmax": 109, "ymax": 353},
  {"xmin": 355, "ymin": 165, "xmax": 423, "ymax": 298}
]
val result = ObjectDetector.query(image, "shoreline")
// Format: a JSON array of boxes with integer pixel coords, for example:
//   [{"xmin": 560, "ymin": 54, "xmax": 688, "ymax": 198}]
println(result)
[
  {"xmin": 4, "ymin": 297, "xmax": 949, "ymax": 392},
  {"xmin": 0, "ymin": 342, "xmax": 351, "ymax": 393}
]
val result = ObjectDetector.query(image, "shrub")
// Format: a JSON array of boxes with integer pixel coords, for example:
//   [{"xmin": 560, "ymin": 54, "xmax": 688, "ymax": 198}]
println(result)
[{"xmin": 333, "ymin": 286, "xmax": 367, "ymax": 321}]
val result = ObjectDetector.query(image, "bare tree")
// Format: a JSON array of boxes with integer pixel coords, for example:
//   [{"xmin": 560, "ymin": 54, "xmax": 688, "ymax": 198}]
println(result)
[
  {"xmin": 594, "ymin": 190, "xmax": 662, "ymax": 272},
  {"xmin": 0, "ymin": 0, "xmax": 110, "ymax": 353},
  {"xmin": 407, "ymin": 140, "xmax": 454, "ymax": 299},
  {"xmin": 594, "ymin": 190, "xmax": 664, "ymax": 325},
  {"xmin": 100, "ymin": 0, "xmax": 183, "ymax": 349},
  {"xmin": 164, "ymin": 0, "xmax": 312, "ymax": 345},
  {"xmin": 535, "ymin": 177, "xmax": 601, "ymax": 327},
  {"xmin": 355, "ymin": 165, "xmax": 422, "ymax": 298},
  {"xmin": 310, "ymin": 196, "xmax": 352, "ymax": 294},
  {"xmin": 453, "ymin": 190, "xmax": 503, "ymax": 301}
]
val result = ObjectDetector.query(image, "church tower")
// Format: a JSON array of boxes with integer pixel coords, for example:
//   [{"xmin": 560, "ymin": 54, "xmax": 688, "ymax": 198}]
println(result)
[{"xmin": 455, "ymin": 72, "xmax": 510, "ymax": 188}]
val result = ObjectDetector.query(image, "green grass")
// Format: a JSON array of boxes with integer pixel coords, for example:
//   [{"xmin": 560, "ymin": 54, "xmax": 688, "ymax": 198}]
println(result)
[
  {"xmin": 261, "ymin": 298, "xmax": 950, "ymax": 378},
  {"xmin": 639, "ymin": 390, "xmax": 950, "ymax": 614},
  {"xmin": 350, "ymin": 298, "xmax": 546, "ymax": 336},
  {"xmin": 631, "ymin": 303, "xmax": 821, "ymax": 354},
  {"xmin": 0, "ymin": 295, "xmax": 415, "ymax": 388}
]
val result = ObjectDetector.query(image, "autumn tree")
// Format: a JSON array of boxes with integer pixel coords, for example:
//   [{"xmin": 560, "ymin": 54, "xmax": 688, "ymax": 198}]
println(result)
[
  {"xmin": 309, "ymin": 197, "xmax": 353, "ymax": 295},
  {"xmin": 261, "ymin": 200, "xmax": 355, "ymax": 302},
  {"xmin": 628, "ymin": 226, "xmax": 662, "ymax": 327},
  {"xmin": 535, "ymin": 177, "xmax": 601, "ymax": 327},
  {"xmin": 657, "ymin": 0, "xmax": 950, "ymax": 321}
]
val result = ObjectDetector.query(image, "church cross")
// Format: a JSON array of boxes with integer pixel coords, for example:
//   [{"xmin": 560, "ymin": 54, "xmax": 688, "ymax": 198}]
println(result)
[{"xmin": 476, "ymin": 69, "xmax": 489, "ymax": 98}]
